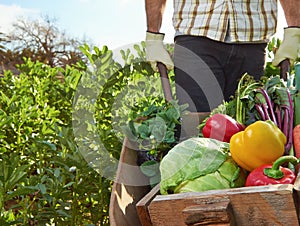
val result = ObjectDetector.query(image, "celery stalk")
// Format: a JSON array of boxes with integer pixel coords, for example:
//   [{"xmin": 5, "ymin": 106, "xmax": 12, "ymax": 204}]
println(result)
[
  {"xmin": 294, "ymin": 63, "xmax": 300, "ymax": 126},
  {"xmin": 294, "ymin": 92, "xmax": 300, "ymax": 126}
]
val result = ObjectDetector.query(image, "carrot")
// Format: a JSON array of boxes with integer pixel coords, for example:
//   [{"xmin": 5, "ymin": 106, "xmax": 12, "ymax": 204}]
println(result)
[{"xmin": 293, "ymin": 124, "xmax": 300, "ymax": 158}]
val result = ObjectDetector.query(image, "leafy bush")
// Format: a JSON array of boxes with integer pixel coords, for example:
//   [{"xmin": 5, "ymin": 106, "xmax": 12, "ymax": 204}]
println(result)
[
  {"xmin": 0, "ymin": 58, "xmax": 114, "ymax": 225},
  {"xmin": 0, "ymin": 42, "xmax": 169, "ymax": 225}
]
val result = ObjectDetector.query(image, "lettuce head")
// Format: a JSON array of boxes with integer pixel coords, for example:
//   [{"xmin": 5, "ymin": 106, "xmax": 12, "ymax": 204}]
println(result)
[{"xmin": 159, "ymin": 137, "xmax": 245, "ymax": 194}]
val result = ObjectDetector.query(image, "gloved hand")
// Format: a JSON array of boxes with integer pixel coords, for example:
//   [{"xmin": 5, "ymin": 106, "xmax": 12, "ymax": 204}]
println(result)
[
  {"xmin": 145, "ymin": 31, "xmax": 174, "ymax": 71},
  {"xmin": 272, "ymin": 27, "xmax": 300, "ymax": 66}
]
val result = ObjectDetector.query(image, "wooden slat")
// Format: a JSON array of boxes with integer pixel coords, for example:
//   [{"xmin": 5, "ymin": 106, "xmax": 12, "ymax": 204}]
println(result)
[
  {"xmin": 182, "ymin": 197, "xmax": 235, "ymax": 226},
  {"xmin": 148, "ymin": 184, "xmax": 299, "ymax": 226},
  {"xmin": 136, "ymin": 184, "xmax": 160, "ymax": 226}
]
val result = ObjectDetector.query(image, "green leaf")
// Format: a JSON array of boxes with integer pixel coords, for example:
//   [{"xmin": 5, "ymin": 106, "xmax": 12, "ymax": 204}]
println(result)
[
  {"xmin": 36, "ymin": 183, "xmax": 47, "ymax": 195},
  {"xmin": 159, "ymin": 138, "xmax": 229, "ymax": 194},
  {"xmin": 138, "ymin": 124, "xmax": 150, "ymax": 139},
  {"xmin": 121, "ymin": 124, "xmax": 138, "ymax": 141},
  {"xmin": 54, "ymin": 168, "xmax": 61, "ymax": 178},
  {"xmin": 40, "ymin": 140, "xmax": 57, "ymax": 151},
  {"xmin": 56, "ymin": 209, "xmax": 71, "ymax": 218},
  {"xmin": 63, "ymin": 182, "xmax": 75, "ymax": 188},
  {"xmin": 149, "ymin": 117, "xmax": 166, "ymax": 142},
  {"xmin": 6, "ymin": 187, "xmax": 37, "ymax": 201},
  {"xmin": 140, "ymin": 160, "xmax": 160, "ymax": 177},
  {"xmin": 149, "ymin": 173, "xmax": 161, "ymax": 188}
]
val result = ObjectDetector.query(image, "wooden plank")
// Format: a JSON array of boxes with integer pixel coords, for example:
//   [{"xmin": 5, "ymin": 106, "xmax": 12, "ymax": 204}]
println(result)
[
  {"xmin": 182, "ymin": 197, "xmax": 235, "ymax": 226},
  {"xmin": 148, "ymin": 184, "xmax": 299, "ymax": 226},
  {"xmin": 136, "ymin": 184, "xmax": 160, "ymax": 226}
]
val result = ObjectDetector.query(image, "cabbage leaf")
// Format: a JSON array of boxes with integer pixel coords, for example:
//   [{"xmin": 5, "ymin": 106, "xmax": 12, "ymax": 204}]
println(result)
[{"xmin": 159, "ymin": 137, "xmax": 245, "ymax": 194}]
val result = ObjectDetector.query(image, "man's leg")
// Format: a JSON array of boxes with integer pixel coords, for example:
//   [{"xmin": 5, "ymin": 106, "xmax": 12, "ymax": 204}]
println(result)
[
  {"xmin": 174, "ymin": 36, "xmax": 267, "ymax": 112},
  {"xmin": 223, "ymin": 43, "xmax": 267, "ymax": 101},
  {"xmin": 174, "ymin": 36, "xmax": 228, "ymax": 112}
]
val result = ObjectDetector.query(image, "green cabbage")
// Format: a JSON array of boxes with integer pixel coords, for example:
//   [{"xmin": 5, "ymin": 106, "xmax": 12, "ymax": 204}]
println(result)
[{"xmin": 159, "ymin": 137, "xmax": 245, "ymax": 194}]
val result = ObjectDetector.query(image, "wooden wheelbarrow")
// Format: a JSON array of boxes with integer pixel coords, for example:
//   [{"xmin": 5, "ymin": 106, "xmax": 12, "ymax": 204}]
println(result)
[{"xmin": 109, "ymin": 60, "xmax": 300, "ymax": 226}]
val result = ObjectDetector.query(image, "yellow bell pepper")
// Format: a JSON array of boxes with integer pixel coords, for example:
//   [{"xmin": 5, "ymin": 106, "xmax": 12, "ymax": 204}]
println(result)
[{"xmin": 229, "ymin": 120, "xmax": 286, "ymax": 172}]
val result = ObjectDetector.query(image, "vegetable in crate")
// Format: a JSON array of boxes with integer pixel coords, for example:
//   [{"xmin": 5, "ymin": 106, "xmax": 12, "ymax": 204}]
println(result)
[
  {"xmin": 294, "ymin": 63, "xmax": 300, "ymax": 127},
  {"xmin": 245, "ymin": 156, "xmax": 298, "ymax": 186},
  {"xmin": 292, "ymin": 64, "xmax": 300, "ymax": 158},
  {"xmin": 122, "ymin": 100, "xmax": 187, "ymax": 164},
  {"xmin": 235, "ymin": 74, "xmax": 294, "ymax": 154},
  {"xmin": 202, "ymin": 113, "xmax": 245, "ymax": 143},
  {"xmin": 294, "ymin": 125, "xmax": 300, "ymax": 158},
  {"xmin": 159, "ymin": 137, "xmax": 246, "ymax": 195},
  {"xmin": 230, "ymin": 120, "xmax": 286, "ymax": 172},
  {"xmin": 121, "ymin": 100, "xmax": 188, "ymax": 186}
]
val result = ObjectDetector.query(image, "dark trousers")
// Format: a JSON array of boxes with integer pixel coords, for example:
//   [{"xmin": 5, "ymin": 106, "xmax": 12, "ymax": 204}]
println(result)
[{"xmin": 174, "ymin": 35, "xmax": 267, "ymax": 112}]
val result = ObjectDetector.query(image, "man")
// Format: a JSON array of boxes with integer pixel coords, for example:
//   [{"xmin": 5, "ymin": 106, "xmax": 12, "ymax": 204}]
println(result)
[{"xmin": 145, "ymin": 0, "xmax": 300, "ymax": 112}]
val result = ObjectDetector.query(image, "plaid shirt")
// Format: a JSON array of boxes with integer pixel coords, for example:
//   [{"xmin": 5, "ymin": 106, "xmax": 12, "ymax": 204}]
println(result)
[{"xmin": 173, "ymin": 0, "xmax": 278, "ymax": 42}]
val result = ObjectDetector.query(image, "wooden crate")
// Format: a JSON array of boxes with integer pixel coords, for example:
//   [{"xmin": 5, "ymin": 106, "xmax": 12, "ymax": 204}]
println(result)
[
  {"xmin": 110, "ymin": 112, "xmax": 300, "ymax": 226},
  {"xmin": 137, "ymin": 180, "xmax": 300, "ymax": 226}
]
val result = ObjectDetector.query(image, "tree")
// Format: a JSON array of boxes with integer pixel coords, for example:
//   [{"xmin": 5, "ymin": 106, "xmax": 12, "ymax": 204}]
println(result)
[
  {"xmin": 2, "ymin": 15, "xmax": 89, "ymax": 69},
  {"xmin": 0, "ymin": 32, "xmax": 6, "ymax": 51}
]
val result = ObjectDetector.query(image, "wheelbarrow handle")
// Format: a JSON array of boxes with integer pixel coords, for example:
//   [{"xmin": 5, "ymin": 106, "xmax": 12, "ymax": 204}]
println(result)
[
  {"xmin": 280, "ymin": 59, "xmax": 290, "ymax": 80},
  {"xmin": 157, "ymin": 62, "xmax": 173, "ymax": 102}
]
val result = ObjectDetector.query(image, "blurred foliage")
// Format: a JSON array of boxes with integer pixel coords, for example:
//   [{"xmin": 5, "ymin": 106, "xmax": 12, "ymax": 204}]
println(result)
[{"xmin": 0, "ymin": 58, "xmax": 113, "ymax": 225}]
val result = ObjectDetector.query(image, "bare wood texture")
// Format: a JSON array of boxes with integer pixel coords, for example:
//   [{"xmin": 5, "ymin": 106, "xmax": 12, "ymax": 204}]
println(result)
[
  {"xmin": 182, "ymin": 197, "xmax": 235, "ymax": 226},
  {"xmin": 136, "ymin": 184, "xmax": 160, "ymax": 226},
  {"xmin": 158, "ymin": 62, "xmax": 173, "ymax": 102},
  {"xmin": 147, "ymin": 184, "xmax": 299, "ymax": 226}
]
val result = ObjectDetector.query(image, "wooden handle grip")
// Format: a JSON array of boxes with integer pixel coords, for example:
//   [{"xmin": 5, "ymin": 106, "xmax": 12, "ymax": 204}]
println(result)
[{"xmin": 157, "ymin": 62, "xmax": 173, "ymax": 102}]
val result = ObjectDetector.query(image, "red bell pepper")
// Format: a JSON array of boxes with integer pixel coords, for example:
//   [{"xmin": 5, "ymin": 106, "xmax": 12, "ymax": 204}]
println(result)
[
  {"xmin": 202, "ymin": 113, "xmax": 245, "ymax": 143},
  {"xmin": 245, "ymin": 156, "xmax": 299, "ymax": 186}
]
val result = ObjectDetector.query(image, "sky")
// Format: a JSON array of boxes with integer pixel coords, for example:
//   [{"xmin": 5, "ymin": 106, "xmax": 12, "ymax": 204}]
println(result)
[
  {"xmin": 0, "ymin": 0, "xmax": 287, "ymax": 51},
  {"xmin": 0, "ymin": 0, "xmax": 174, "ymax": 50}
]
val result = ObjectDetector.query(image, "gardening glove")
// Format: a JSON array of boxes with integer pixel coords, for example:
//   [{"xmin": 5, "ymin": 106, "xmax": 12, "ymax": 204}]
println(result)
[
  {"xmin": 272, "ymin": 27, "xmax": 300, "ymax": 66},
  {"xmin": 145, "ymin": 31, "xmax": 174, "ymax": 71}
]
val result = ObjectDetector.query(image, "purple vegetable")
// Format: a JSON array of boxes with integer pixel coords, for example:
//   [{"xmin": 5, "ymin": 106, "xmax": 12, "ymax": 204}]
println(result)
[
  {"xmin": 259, "ymin": 88, "xmax": 278, "ymax": 126},
  {"xmin": 281, "ymin": 107, "xmax": 289, "ymax": 146},
  {"xmin": 285, "ymin": 89, "xmax": 294, "ymax": 154},
  {"xmin": 275, "ymin": 106, "xmax": 282, "ymax": 131},
  {"xmin": 255, "ymin": 104, "xmax": 266, "ymax": 120}
]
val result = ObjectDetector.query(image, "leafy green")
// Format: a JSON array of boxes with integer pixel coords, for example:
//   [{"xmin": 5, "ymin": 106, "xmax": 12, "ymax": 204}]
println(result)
[
  {"xmin": 122, "ymin": 100, "xmax": 188, "ymax": 159},
  {"xmin": 140, "ymin": 160, "xmax": 161, "ymax": 187},
  {"xmin": 159, "ymin": 137, "xmax": 245, "ymax": 194},
  {"xmin": 121, "ymin": 100, "xmax": 188, "ymax": 187}
]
